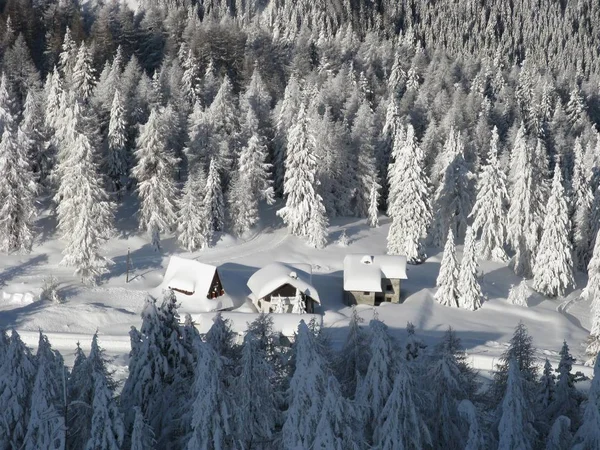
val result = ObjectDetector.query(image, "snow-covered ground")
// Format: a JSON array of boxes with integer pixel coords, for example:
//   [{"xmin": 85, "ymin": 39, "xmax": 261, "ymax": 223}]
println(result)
[{"xmin": 0, "ymin": 198, "xmax": 594, "ymax": 380}]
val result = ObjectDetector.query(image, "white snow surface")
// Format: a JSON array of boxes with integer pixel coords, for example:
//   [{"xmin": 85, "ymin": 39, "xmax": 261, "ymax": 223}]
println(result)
[
  {"xmin": 343, "ymin": 254, "xmax": 408, "ymax": 292},
  {"xmin": 0, "ymin": 199, "xmax": 595, "ymax": 380},
  {"xmin": 246, "ymin": 262, "xmax": 320, "ymax": 303}
]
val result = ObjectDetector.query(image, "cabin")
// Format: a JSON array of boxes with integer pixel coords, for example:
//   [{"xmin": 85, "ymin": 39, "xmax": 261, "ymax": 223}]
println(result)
[
  {"xmin": 162, "ymin": 256, "xmax": 224, "ymax": 300},
  {"xmin": 343, "ymin": 254, "xmax": 408, "ymax": 306},
  {"xmin": 247, "ymin": 262, "xmax": 321, "ymax": 314}
]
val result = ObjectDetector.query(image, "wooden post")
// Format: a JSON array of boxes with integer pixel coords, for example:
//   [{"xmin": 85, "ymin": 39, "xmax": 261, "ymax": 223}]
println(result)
[{"xmin": 126, "ymin": 247, "xmax": 131, "ymax": 283}]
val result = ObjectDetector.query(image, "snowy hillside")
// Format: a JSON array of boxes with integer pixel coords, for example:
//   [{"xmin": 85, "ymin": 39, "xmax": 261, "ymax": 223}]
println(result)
[{"xmin": 0, "ymin": 199, "xmax": 593, "ymax": 380}]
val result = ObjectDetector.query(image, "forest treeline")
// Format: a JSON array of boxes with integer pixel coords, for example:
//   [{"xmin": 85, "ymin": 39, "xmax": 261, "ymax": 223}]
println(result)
[{"xmin": 0, "ymin": 293, "xmax": 598, "ymax": 450}]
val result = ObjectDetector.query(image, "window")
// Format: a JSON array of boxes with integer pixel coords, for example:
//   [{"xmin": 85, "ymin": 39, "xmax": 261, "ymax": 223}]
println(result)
[
  {"xmin": 363, "ymin": 292, "xmax": 371, "ymax": 295},
  {"xmin": 386, "ymin": 284, "xmax": 393, "ymax": 292}
]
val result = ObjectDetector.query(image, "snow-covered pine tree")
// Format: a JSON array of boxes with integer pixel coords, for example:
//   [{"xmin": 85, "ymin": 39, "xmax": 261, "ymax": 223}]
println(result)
[
  {"xmin": 132, "ymin": 108, "xmax": 179, "ymax": 250},
  {"xmin": 0, "ymin": 330, "xmax": 36, "ymax": 450},
  {"xmin": 23, "ymin": 333, "xmax": 65, "ymax": 450},
  {"xmin": 386, "ymin": 122, "xmax": 431, "ymax": 263},
  {"xmin": 130, "ymin": 406, "xmax": 156, "ymax": 450},
  {"xmin": 0, "ymin": 124, "xmax": 37, "ymax": 253},
  {"xmin": 232, "ymin": 331, "xmax": 280, "ymax": 449},
  {"xmin": 432, "ymin": 127, "xmax": 475, "ymax": 245},
  {"xmin": 571, "ymin": 356, "xmax": 600, "ymax": 450},
  {"xmin": 458, "ymin": 226, "xmax": 483, "ymax": 311},
  {"xmin": 0, "ymin": 72, "xmax": 15, "ymax": 136},
  {"xmin": 181, "ymin": 47, "xmax": 200, "ymax": 106},
  {"xmin": 533, "ymin": 165, "xmax": 574, "ymax": 297},
  {"xmin": 277, "ymin": 101, "xmax": 329, "ymax": 245},
  {"xmin": 240, "ymin": 64, "xmax": 272, "ymax": 138},
  {"xmin": 335, "ymin": 306, "xmax": 369, "ymax": 398},
  {"xmin": 208, "ymin": 75, "xmax": 239, "ymax": 175},
  {"xmin": 177, "ymin": 165, "xmax": 211, "ymax": 251},
  {"xmin": 186, "ymin": 340, "xmax": 235, "ymax": 449},
  {"xmin": 228, "ymin": 129, "xmax": 274, "ymax": 236},
  {"xmin": 549, "ymin": 341, "xmax": 584, "ymax": 427},
  {"xmin": 85, "ymin": 334, "xmax": 124, "ymax": 450},
  {"xmin": 66, "ymin": 342, "xmax": 92, "ymax": 450},
  {"xmin": 367, "ymin": 181, "xmax": 380, "ymax": 227},
  {"xmin": 21, "ymin": 90, "xmax": 49, "ymax": 183},
  {"xmin": 312, "ymin": 376, "xmax": 362, "ymax": 450},
  {"xmin": 204, "ymin": 157, "xmax": 225, "ymax": 233},
  {"xmin": 352, "ymin": 100, "xmax": 381, "ymax": 218},
  {"xmin": 44, "ymin": 67, "xmax": 63, "ymax": 133},
  {"xmin": 273, "ymin": 74, "xmax": 301, "ymax": 195},
  {"xmin": 435, "ymin": 228, "xmax": 460, "ymax": 308},
  {"xmin": 106, "ymin": 89, "xmax": 128, "ymax": 194},
  {"xmin": 405, "ymin": 322, "xmax": 427, "ymax": 361},
  {"xmin": 492, "ymin": 322, "xmax": 538, "ymax": 402},
  {"xmin": 507, "ymin": 279, "xmax": 531, "ymax": 307},
  {"xmin": 497, "ymin": 358, "xmax": 537, "ymax": 450},
  {"xmin": 282, "ymin": 320, "xmax": 330, "ymax": 448},
  {"xmin": 572, "ymin": 138, "xmax": 594, "ymax": 270},
  {"xmin": 458, "ymin": 400, "xmax": 486, "ymax": 450},
  {"xmin": 57, "ymin": 131, "xmax": 114, "ymax": 284},
  {"xmin": 374, "ymin": 364, "xmax": 431, "ymax": 450},
  {"xmin": 584, "ymin": 235, "xmax": 600, "ymax": 360},
  {"xmin": 507, "ymin": 124, "xmax": 544, "ymax": 277},
  {"xmin": 72, "ymin": 42, "xmax": 95, "ymax": 102},
  {"xmin": 546, "ymin": 416, "xmax": 572, "ymax": 450},
  {"xmin": 355, "ymin": 318, "xmax": 397, "ymax": 442},
  {"xmin": 470, "ymin": 126, "xmax": 508, "ymax": 261},
  {"xmin": 537, "ymin": 359, "xmax": 556, "ymax": 415}
]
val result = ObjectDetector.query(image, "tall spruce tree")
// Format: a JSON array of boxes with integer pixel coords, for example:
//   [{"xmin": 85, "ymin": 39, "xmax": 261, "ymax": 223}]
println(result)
[
  {"xmin": 533, "ymin": 165, "xmax": 574, "ymax": 297},
  {"xmin": 458, "ymin": 226, "xmax": 483, "ymax": 311},
  {"xmin": 435, "ymin": 229, "xmax": 460, "ymax": 308},
  {"xmin": 386, "ymin": 122, "xmax": 431, "ymax": 263}
]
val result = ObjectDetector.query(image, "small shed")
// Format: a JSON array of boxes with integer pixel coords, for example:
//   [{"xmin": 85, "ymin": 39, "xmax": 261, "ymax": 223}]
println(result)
[
  {"xmin": 162, "ymin": 256, "xmax": 224, "ymax": 299},
  {"xmin": 343, "ymin": 254, "xmax": 408, "ymax": 306},
  {"xmin": 247, "ymin": 262, "xmax": 321, "ymax": 314}
]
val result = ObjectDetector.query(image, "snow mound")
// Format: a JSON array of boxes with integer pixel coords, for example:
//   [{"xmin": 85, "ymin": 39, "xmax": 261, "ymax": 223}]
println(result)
[{"xmin": 1, "ymin": 290, "xmax": 36, "ymax": 306}]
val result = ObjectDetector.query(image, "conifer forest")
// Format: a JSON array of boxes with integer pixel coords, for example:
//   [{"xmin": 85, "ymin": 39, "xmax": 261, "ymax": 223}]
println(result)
[{"xmin": 2, "ymin": 0, "xmax": 600, "ymax": 448}]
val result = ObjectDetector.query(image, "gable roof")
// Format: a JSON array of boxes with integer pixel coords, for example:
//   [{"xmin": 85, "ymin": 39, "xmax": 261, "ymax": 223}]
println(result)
[
  {"xmin": 162, "ymin": 255, "xmax": 219, "ymax": 298},
  {"xmin": 247, "ymin": 262, "xmax": 321, "ymax": 304},
  {"xmin": 343, "ymin": 254, "xmax": 408, "ymax": 292}
]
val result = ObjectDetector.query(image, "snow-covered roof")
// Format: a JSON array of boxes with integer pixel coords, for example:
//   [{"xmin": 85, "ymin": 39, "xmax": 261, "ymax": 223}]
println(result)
[
  {"xmin": 161, "ymin": 255, "xmax": 220, "ymax": 298},
  {"xmin": 246, "ymin": 262, "xmax": 321, "ymax": 304},
  {"xmin": 193, "ymin": 312, "xmax": 323, "ymax": 337},
  {"xmin": 343, "ymin": 254, "xmax": 408, "ymax": 292}
]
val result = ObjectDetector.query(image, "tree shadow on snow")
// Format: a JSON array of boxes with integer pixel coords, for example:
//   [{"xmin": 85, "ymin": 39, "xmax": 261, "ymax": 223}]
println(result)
[
  {"xmin": 107, "ymin": 242, "xmax": 167, "ymax": 281},
  {"xmin": 0, "ymin": 254, "xmax": 49, "ymax": 287}
]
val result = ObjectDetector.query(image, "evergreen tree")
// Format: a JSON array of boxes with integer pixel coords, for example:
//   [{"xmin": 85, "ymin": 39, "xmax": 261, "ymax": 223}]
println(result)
[
  {"xmin": 132, "ymin": 108, "xmax": 179, "ymax": 250},
  {"xmin": 0, "ymin": 331, "xmax": 36, "ymax": 450},
  {"xmin": 571, "ymin": 356, "xmax": 600, "ymax": 450},
  {"xmin": 533, "ymin": 166, "xmax": 574, "ymax": 297},
  {"xmin": 232, "ymin": 332, "xmax": 280, "ymax": 449},
  {"xmin": 492, "ymin": 322, "xmax": 538, "ymax": 402},
  {"xmin": 537, "ymin": 359, "xmax": 556, "ymax": 415},
  {"xmin": 72, "ymin": 42, "xmax": 95, "ymax": 102},
  {"xmin": 21, "ymin": 90, "xmax": 49, "ymax": 183},
  {"xmin": 106, "ymin": 89, "xmax": 128, "ymax": 194},
  {"xmin": 432, "ymin": 128, "xmax": 475, "ymax": 245},
  {"xmin": 458, "ymin": 226, "xmax": 483, "ymax": 311},
  {"xmin": 386, "ymin": 122, "xmax": 431, "ymax": 263},
  {"xmin": 277, "ymin": 102, "xmax": 328, "ymax": 245},
  {"xmin": 204, "ymin": 158, "xmax": 225, "ymax": 233},
  {"xmin": 572, "ymin": 138, "xmax": 594, "ymax": 270},
  {"xmin": 435, "ymin": 229, "xmax": 460, "ymax": 308},
  {"xmin": 313, "ymin": 375, "xmax": 362, "ymax": 450},
  {"xmin": 130, "ymin": 407, "xmax": 155, "ymax": 450},
  {"xmin": 282, "ymin": 320, "xmax": 330, "ymax": 448},
  {"xmin": 208, "ymin": 75, "xmax": 239, "ymax": 175},
  {"xmin": 549, "ymin": 341, "xmax": 583, "ymax": 426},
  {"xmin": 23, "ymin": 333, "xmax": 66, "ymax": 450},
  {"xmin": 470, "ymin": 126, "xmax": 508, "ymax": 261},
  {"xmin": 177, "ymin": 165, "xmax": 211, "ymax": 251},
  {"xmin": 66, "ymin": 343, "xmax": 92, "ymax": 450},
  {"xmin": 585, "ymin": 235, "xmax": 600, "ymax": 359},
  {"xmin": 507, "ymin": 124, "xmax": 544, "ymax": 277},
  {"xmin": 57, "ymin": 130, "xmax": 114, "ymax": 284},
  {"xmin": 497, "ymin": 359, "xmax": 537, "ymax": 450},
  {"xmin": 546, "ymin": 416, "xmax": 572, "ymax": 450},
  {"xmin": 335, "ymin": 307, "xmax": 369, "ymax": 398},
  {"xmin": 356, "ymin": 318, "xmax": 397, "ymax": 441},
  {"xmin": 0, "ymin": 125, "xmax": 37, "ymax": 253},
  {"xmin": 352, "ymin": 100, "xmax": 381, "ymax": 218},
  {"xmin": 374, "ymin": 365, "xmax": 432, "ymax": 450},
  {"xmin": 85, "ymin": 335, "xmax": 124, "ymax": 450},
  {"xmin": 273, "ymin": 74, "xmax": 301, "ymax": 195}
]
